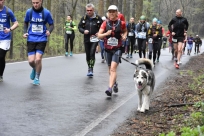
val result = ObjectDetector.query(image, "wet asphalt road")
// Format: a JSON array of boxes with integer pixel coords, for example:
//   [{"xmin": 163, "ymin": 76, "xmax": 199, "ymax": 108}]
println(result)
[{"xmin": 0, "ymin": 44, "xmax": 203, "ymax": 136}]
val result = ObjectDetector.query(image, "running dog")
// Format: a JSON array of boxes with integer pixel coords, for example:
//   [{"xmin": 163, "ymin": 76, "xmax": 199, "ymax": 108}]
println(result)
[{"xmin": 133, "ymin": 58, "xmax": 155, "ymax": 113}]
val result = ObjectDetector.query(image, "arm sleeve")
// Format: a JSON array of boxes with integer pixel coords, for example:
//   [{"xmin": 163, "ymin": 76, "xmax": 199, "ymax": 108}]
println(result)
[
  {"xmin": 48, "ymin": 24, "xmax": 54, "ymax": 33},
  {"xmin": 168, "ymin": 19, "xmax": 174, "ymax": 32},
  {"xmin": 147, "ymin": 28, "xmax": 151, "ymax": 38},
  {"xmin": 78, "ymin": 17, "xmax": 85, "ymax": 34},
  {"xmin": 72, "ymin": 21, "xmax": 77, "ymax": 31},
  {"xmin": 23, "ymin": 22, "xmax": 29, "ymax": 34}
]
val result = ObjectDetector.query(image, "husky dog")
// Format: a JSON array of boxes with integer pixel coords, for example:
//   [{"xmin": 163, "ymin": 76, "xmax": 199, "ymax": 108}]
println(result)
[{"xmin": 133, "ymin": 58, "xmax": 155, "ymax": 113}]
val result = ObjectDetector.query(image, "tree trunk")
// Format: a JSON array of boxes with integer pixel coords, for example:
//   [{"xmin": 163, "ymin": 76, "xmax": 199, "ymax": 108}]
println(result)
[
  {"xmin": 118, "ymin": 0, "xmax": 123, "ymax": 13},
  {"xmin": 132, "ymin": 0, "xmax": 136, "ymax": 19},
  {"xmin": 135, "ymin": 0, "xmax": 143, "ymax": 22},
  {"xmin": 45, "ymin": 0, "xmax": 51, "ymax": 55},
  {"xmin": 9, "ymin": 0, "xmax": 15, "ymax": 59},
  {"xmin": 98, "ymin": 0, "xmax": 104, "ymax": 16}
]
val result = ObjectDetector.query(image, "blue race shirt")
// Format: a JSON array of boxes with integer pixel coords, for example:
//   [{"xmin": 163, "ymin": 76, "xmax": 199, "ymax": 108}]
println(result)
[
  {"xmin": 24, "ymin": 8, "xmax": 54, "ymax": 42},
  {"xmin": 0, "ymin": 6, "xmax": 17, "ymax": 40}
]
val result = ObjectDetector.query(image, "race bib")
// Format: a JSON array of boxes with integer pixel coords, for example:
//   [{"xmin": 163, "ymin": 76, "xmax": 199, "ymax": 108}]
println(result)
[
  {"xmin": 90, "ymin": 35, "xmax": 99, "ymax": 42},
  {"xmin": 172, "ymin": 38, "xmax": 177, "ymax": 42},
  {"xmin": 148, "ymin": 38, "xmax": 153, "ymax": 43},
  {"xmin": 138, "ymin": 32, "xmax": 146, "ymax": 39},
  {"xmin": 128, "ymin": 32, "xmax": 134, "ymax": 36},
  {"xmin": 66, "ymin": 31, "xmax": 72, "ymax": 34},
  {"xmin": 32, "ymin": 24, "xmax": 43, "ymax": 33},
  {"xmin": 107, "ymin": 37, "xmax": 118, "ymax": 46},
  {"xmin": 0, "ymin": 24, "xmax": 3, "ymax": 31}
]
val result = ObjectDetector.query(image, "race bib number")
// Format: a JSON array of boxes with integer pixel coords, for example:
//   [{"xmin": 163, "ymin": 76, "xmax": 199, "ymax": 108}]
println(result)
[
  {"xmin": 138, "ymin": 32, "xmax": 146, "ymax": 39},
  {"xmin": 66, "ymin": 31, "xmax": 72, "ymax": 34},
  {"xmin": 32, "ymin": 24, "xmax": 43, "ymax": 33},
  {"xmin": 128, "ymin": 32, "xmax": 134, "ymax": 36},
  {"xmin": 148, "ymin": 38, "xmax": 153, "ymax": 43},
  {"xmin": 139, "ymin": 32, "xmax": 146, "ymax": 36},
  {"xmin": 0, "ymin": 24, "xmax": 3, "ymax": 31},
  {"xmin": 107, "ymin": 37, "xmax": 118, "ymax": 46},
  {"xmin": 172, "ymin": 38, "xmax": 177, "ymax": 42},
  {"xmin": 90, "ymin": 35, "xmax": 99, "ymax": 42}
]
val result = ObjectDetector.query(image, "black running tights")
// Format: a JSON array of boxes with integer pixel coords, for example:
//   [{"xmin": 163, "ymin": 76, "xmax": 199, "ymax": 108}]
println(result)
[
  {"xmin": 137, "ymin": 39, "xmax": 146, "ymax": 58},
  {"xmin": 84, "ymin": 42, "xmax": 98, "ymax": 68},
  {"xmin": 65, "ymin": 33, "xmax": 75, "ymax": 52},
  {"xmin": 127, "ymin": 37, "xmax": 135, "ymax": 55},
  {"xmin": 0, "ymin": 48, "xmax": 7, "ymax": 76}
]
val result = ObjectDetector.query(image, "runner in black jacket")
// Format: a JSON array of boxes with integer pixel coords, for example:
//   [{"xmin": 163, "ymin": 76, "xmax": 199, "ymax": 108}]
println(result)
[
  {"xmin": 168, "ymin": 9, "xmax": 189, "ymax": 69},
  {"xmin": 78, "ymin": 3, "xmax": 103, "ymax": 77}
]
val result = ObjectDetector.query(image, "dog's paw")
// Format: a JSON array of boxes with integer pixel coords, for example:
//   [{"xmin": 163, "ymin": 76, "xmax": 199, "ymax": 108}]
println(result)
[
  {"xmin": 145, "ymin": 107, "xmax": 149, "ymax": 111},
  {"xmin": 140, "ymin": 108, "xmax": 145, "ymax": 113},
  {"xmin": 137, "ymin": 107, "xmax": 141, "ymax": 111}
]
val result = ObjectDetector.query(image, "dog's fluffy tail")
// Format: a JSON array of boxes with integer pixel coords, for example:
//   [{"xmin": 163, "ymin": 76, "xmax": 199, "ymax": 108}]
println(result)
[{"xmin": 135, "ymin": 58, "xmax": 153, "ymax": 70}]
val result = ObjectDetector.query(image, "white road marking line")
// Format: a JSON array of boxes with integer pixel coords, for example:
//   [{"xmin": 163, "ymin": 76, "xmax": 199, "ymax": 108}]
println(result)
[
  {"xmin": 72, "ymin": 91, "xmax": 138, "ymax": 136},
  {"xmin": 73, "ymin": 74, "xmax": 161, "ymax": 136}
]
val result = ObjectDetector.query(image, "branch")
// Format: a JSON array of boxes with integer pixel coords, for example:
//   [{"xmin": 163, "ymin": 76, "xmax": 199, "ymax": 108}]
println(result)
[{"xmin": 167, "ymin": 103, "xmax": 195, "ymax": 107}]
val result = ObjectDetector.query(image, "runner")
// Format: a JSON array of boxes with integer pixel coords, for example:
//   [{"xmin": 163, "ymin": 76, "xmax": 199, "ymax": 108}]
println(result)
[
  {"xmin": 78, "ymin": 3, "xmax": 103, "ymax": 77},
  {"xmin": 64, "ymin": 15, "xmax": 76, "ymax": 57},
  {"xmin": 193, "ymin": 35, "xmax": 202, "ymax": 54},
  {"xmin": 168, "ymin": 9, "xmax": 189, "ymax": 69},
  {"xmin": 23, "ymin": 0, "xmax": 54, "ymax": 85},
  {"xmin": 157, "ymin": 20, "xmax": 165, "ymax": 62},
  {"xmin": 186, "ymin": 35, "xmax": 193, "ymax": 55},
  {"xmin": 126, "ymin": 17, "xmax": 136, "ymax": 58},
  {"xmin": 135, "ymin": 15, "xmax": 150, "ymax": 58},
  {"xmin": 0, "ymin": 0, "xmax": 18, "ymax": 82},
  {"xmin": 97, "ymin": 5, "xmax": 127, "ymax": 96},
  {"xmin": 147, "ymin": 18, "xmax": 162, "ymax": 65}
]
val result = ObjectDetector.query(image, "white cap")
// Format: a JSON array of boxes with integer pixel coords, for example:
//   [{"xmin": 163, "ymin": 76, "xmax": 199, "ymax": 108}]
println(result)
[
  {"xmin": 108, "ymin": 5, "xmax": 118, "ymax": 11},
  {"xmin": 102, "ymin": 16, "xmax": 106, "ymax": 21}
]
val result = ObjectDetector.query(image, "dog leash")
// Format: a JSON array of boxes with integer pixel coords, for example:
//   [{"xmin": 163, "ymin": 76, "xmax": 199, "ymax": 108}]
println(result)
[{"xmin": 116, "ymin": 54, "xmax": 147, "ymax": 70}]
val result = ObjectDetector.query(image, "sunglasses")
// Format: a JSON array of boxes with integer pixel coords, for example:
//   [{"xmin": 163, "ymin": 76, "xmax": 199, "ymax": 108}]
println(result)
[{"xmin": 86, "ymin": 10, "xmax": 93, "ymax": 12}]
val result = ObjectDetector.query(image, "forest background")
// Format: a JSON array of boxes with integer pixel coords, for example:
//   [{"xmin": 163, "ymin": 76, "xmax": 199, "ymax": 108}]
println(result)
[{"xmin": 4, "ymin": 0, "xmax": 204, "ymax": 61}]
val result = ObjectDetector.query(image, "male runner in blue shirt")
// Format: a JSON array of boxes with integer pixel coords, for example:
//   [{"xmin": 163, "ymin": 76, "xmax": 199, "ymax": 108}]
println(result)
[{"xmin": 23, "ymin": 0, "xmax": 54, "ymax": 85}]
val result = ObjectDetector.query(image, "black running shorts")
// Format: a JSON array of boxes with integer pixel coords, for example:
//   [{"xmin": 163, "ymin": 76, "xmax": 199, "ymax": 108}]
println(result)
[
  {"xmin": 172, "ymin": 37, "xmax": 184, "ymax": 43},
  {"xmin": 27, "ymin": 41, "xmax": 47, "ymax": 56}
]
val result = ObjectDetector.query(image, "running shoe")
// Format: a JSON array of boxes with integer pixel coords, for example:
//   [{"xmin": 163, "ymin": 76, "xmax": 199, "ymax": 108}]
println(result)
[
  {"xmin": 33, "ymin": 78, "xmax": 40, "ymax": 85},
  {"xmin": 87, "ymin": 68, "xmax": 93, "ymax": 77},
  {"xmin": 130, "ymin": 54, "xmax": 132, "ymax": 58},
  {"xmin": 105, "ymin": 87, "xmax": 112, "ymax": 96},
  {"xmin": 65, "ymin": 52, "xmax": 68, "ymax": 56},
  {"xmin": 126, "ymin": 54, "xmax": 129, "ymax": 58},
  {"xmin": 101, "ymin": 59, "xmax": 105, "ymax": 63},
  {"xmin": 0, "ymin": 76, "xmax": 3, "ymax": 82},
  {"xmin": 70, "ymin": 52, "xmax": 73, "ymax": 56},
  {"xmin": 30, "ymin": 69, "xmax": 36, "ymax": 80},
  {"xmin": 179, "ymin": 61, "xmax": 182, "ymax": 64},
  {"xmin": 113, "ymin": 82, "xmax": 118, "ymax": 93},
  {"xmin": 175, "ymin": 64, "xmax": 179, "ymax": 69}
]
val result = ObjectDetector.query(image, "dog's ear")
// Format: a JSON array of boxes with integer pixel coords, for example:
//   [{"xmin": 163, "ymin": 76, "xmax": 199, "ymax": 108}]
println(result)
[{"xmin": 133, "ymin": 74, "xmax": 136, "ymax": 78}]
